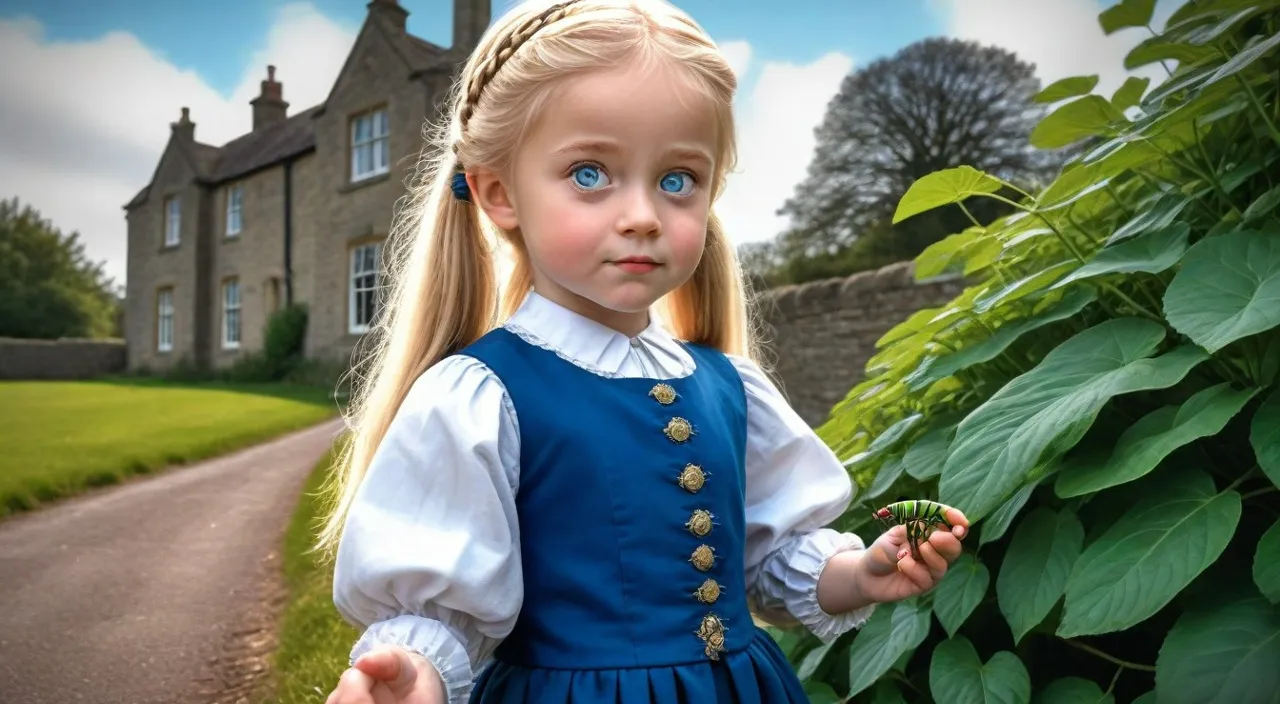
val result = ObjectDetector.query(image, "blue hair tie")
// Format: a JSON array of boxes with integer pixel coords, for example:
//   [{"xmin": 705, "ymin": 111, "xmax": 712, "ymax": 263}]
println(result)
[{"xmin": 451, "ymin": 170, "xmax": 471, "ymax": 202}]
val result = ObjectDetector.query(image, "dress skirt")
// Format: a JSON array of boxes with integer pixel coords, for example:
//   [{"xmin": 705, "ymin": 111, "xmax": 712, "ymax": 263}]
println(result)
[{"xmin": 470, "ymin": 628, "xmax": 809, "ymax": 704}]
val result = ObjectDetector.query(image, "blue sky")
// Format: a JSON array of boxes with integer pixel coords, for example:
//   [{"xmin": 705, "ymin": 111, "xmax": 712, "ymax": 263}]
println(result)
[
  {"xmin": 0, "ymin": 0, "xmax": 1168, "ymax": 285},
  {"xmin": 0, "ymin": 0, "xmax": 945, "ymax": 97}
]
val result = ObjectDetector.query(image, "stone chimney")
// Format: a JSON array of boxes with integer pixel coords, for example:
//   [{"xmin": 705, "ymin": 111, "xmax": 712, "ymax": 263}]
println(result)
[
  {"xmin": 453, "ymin": 0, "xmax": 490, "ymax": 52},
  {"xmin": 367, "ymin": 0, "xmax": 408, "ymax": 34},
  {"xmin": 250, "ymin": 65, "xmax": 289, "ymax": 130},
  {"xmin": 171, "ymin": 107, "xmax": 195, "ymax": 142}
]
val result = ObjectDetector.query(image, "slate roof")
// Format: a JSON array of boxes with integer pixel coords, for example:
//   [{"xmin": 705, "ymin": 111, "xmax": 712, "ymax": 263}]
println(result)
[{"xmin": 124, "ymin": 15, "xmax": 453, "ymax": 211}]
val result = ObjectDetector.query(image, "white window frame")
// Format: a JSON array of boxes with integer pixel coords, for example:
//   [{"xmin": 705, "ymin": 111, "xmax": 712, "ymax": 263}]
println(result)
[
  {"xmin": 348, "ymin": 242, "xmax": 382, "ymax": 334},
  {"xmin": 222, "ymin": 278, "xmax": 241, "ymax": 349},
  {"xmin": 350, "ymin": 108, "xmax": 390, "ymax": 182},
  {"xmin": 157, "ymin": 288, "xmax": 174, "ymax": 352},
  {"xmin": 226, "ymin": 184, "xmax": 243, "ymax": 237},
  {"xmin": 164, "ymin": 196, "xmax": 181, "ymax": 246}
]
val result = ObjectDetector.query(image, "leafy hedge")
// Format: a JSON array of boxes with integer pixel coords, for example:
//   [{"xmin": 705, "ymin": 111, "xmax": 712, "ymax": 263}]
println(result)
[{"xmin": 779, "ymin": 1, "xmax": 1280, "ymax": 702}]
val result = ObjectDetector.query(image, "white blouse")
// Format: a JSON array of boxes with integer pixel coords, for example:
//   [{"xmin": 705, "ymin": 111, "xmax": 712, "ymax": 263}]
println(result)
[{"xmin": 332, "ymin": 291, "xmax": 875, "ymax": 703}]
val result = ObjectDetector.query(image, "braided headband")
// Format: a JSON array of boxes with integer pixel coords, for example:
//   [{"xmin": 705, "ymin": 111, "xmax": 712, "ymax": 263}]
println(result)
[{"xmin": 453, "ymin": 0, "xmax": 583, "ymax": 202}]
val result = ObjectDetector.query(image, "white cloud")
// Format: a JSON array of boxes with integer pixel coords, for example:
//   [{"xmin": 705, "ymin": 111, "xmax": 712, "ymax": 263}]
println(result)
[
  {"xmin": 0, "ymin": 3, "xmax": 356, "ymax": 286},
  {"xmin": 716, "ymin": 46, "xmax": 854, "ymax": 247},
  {"xmin": 931, "ymin": 0, "xmax": 1175, "ymax": 101}
]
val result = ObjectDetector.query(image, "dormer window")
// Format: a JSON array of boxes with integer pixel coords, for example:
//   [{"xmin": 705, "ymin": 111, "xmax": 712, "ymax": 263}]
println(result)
[{"xmin": 351, "ymin": 107, "xmax": 389, "ymax": 182}]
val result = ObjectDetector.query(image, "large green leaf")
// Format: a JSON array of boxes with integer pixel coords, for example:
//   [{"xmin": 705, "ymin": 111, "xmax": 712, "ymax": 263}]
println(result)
[
  {"xmin": 1255, "ymin": 388, "xmax": 1280, "ymax": 490},
  {"xmin": 1049, "ymin": 222, "xmax": 1190, "ymax": 291},
  {"xmin": 1055, "ymin": 382, "xmax": 1258, "ymax": 497},
  {"xmin": 795, "ymin": 639, "xmax": 835, "ymax": 681},
  {"xmin": 863, "ymin": 456, "xmax": 906, "ymax": 502},
  {"xmin": 972, "ymin": 261, "xmax": 1078, "ymax": 314},
  {"xmin": 1155, "ymin": 597, "xmax": 1280, "ymax": 703},
  {"xmin": 1110, "ymin": 76, "xmax": 1150, "ymax": 111},
  {"xmin": 1106, "ymin": 191, "xmax": 1192, "ymax": 245},
  {"xmin": 894, "ymin": 166, "xmax": 1008, "ymax": 224},
  {"xmin": 1030, "ymin": 96, "xmax": 1126, "ymax": 149},
  {"xmin": 1099, "ymin": 0, "xmax": 1156, "ymax": 34},
  {"xmin": 979, "ymin": 478, "xmax": 1042, "ymax": 546},
  {"xmin": 915, "ymin": 228, "xmax": 984, "ymax": 280},
  {"xmin": 904, "ymin": 419, "xmax": 956, "ymax": 480},
  {"xmin": 1038, "ymin": 678, "xmax": 1115, "ymax": 704},
  {"xmin": 998, "ymin": 508, "xmax": 1085, "ymax": 644},
  {"xmin": 934, "ymin": 553, "xmax": 990, "ymax": 638},
  {"xmin": 1243, "ymin": 184, "xmax": 1280, "ymax": 224},
  {"xmin": 1201, "ymin": 31, "xmax": 1280, "ymax": 91},
  {"xmin": 1058, "ymin": 468, "xmax": 1242, "ymax": 638},
  {"xmin": 844, "ymin": 414, "xmax": 924, "ymax": 469},
  {"xmin": 1256, "ymin": 520, "xmax": 1280, "ymax": 604},
  {"xmin": 1035, "ymin": 75, "xmax": 1100, "ymax": 103},
  {"xmin": 940, "ymin": 318, "xmax": 1208, "ymax": 521},
  {"xmin": 929, "ymin": 636, "xmax": 1031, "ymax": 704},
  {"xmin": 803, "ymin": 682, "xmax": 840, "ymax": 704},
  {"xmin": 906, "ymin": 288, "xmax": 1096, "ymax": 391},
  {"xmin": 846, "ymin": 597, "xmax": 931, "ymax": 697},
  {"xmin": 1164, "ymin": 228, "xmax": 1280, "ymax": 353}
]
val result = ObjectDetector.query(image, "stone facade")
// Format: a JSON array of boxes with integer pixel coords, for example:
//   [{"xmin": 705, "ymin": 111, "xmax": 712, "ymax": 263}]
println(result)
[
  {"xmin": 754, "ymin": 262, "xmax": 965, "ymax": 427},
  {"xmin": 123, "ymin": 0, "xmax": 485, "ymax": 371}
]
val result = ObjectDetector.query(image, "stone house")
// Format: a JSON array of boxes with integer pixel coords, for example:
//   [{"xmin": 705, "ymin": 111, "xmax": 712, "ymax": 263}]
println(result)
[{"xmin": 123, "ymin": 0, "xmax": 488, "ymax": 371}]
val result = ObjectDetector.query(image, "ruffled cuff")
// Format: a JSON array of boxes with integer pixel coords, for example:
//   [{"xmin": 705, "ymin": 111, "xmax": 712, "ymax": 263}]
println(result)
[
  {"xmin": 758, "ymin": 529, "xmax": 877, "ymax": 644},
  {"xmin": 350, "ymin": 614, "xmax": 474, "ymax": 703}
]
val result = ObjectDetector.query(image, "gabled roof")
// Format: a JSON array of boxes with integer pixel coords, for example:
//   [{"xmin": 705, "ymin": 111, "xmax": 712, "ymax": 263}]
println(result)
[
  {"xmin": 206, "ymin": 106, "xmax": 320, "ymax": 184},
  {"xmin": 125, "ymin": 7, "xmax": 456, "ymax": 210}
]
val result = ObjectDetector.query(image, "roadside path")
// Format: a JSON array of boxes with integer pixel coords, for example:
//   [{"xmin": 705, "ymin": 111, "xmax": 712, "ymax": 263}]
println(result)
[{"xmin": 0, "ymin": 419, "xmax": 346, "ymax": 704}]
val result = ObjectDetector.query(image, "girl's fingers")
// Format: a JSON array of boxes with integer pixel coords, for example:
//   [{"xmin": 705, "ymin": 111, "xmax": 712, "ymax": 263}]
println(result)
[
  {"xmin": 896, "ymin": 554, "xmax": 935, "ymax": 591},
  {"xmin": 916, "ymin": 541, "xmax": 949, "ymax": 581},
  {"xmin": 928, "ymin": 530, "xmax": 963, "ymax": 562},
  {"xmin": 329, "ymin": 667, "xmax": 378, "ymax": 704}
]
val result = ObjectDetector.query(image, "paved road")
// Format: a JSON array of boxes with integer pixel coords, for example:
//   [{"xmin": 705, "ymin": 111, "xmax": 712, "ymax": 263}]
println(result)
[{"xmin": 0, "ymin": 419, "xmax": 346, "ymax": 704}]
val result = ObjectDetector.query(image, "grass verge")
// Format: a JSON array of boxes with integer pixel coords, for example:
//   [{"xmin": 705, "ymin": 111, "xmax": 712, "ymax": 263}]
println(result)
[
  {"xmin": 260, "ymin": 438, "xmax": 359, "ymax": 702},
  {"xmin": 0, "ymin": 377, "xmax": 339, "ymax": 518}
]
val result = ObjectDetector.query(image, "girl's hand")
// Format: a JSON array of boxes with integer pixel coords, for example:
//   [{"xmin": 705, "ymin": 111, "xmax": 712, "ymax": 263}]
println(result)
[
  {"xmin": 325, "ymin": 645, "xmax": 446, "ymax": 704},
  {"xmin": 855, "ymin": 507, "xmax": 968, "ymax": 604}
]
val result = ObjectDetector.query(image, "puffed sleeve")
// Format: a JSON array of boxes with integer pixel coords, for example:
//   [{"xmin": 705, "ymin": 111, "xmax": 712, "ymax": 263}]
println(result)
[
  {"xmin": 729, "ymin": 354, "xmax": 876, "ymax": 643},
  {"xmin": 332, "ymin": 353, "xmax": 523, "ymax": 703}
]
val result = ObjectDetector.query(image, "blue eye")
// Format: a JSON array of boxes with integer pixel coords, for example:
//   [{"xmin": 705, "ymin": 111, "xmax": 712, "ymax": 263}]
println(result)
[
  {"xmin": 571, "ymin": 164, "xmax": 608, "ymax": 190},
  {"xmin": 660, "ymin": 172, "xmax": 694, "ymax": 195}
]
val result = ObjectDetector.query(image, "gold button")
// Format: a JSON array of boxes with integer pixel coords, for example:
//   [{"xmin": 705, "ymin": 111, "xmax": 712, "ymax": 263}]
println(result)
[
  {"xmin": 649, "ymin": 383, "xmax": 677, "ymax": 405},
  {"xmin": 690, "ymin": 544, "xmax": 715, "ymax": 571},
  {"xmin": 678, "ymin": 464, "xmax": 706, "ymax": 492},
  {"xmin": 694, "ymin": 578, "xmax": 721, "ymax": 604},
  {"xmin": 696, "ymin": 613, "xmax": 727, "ymax": 660},
  {"xmin": 664, "ymin": 417, "xmax": 693, "ymax": 443},
  {"xmin": 686, "ymin": 509, "xmax": 713, "ymax": 537}
]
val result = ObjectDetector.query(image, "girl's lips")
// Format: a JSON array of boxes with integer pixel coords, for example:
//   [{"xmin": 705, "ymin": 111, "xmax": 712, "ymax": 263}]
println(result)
[
  {"xmin": 613, "ymin": 259, "xmax": 660, "ymax": 274},
  {"xmin": 612, "ymin": 256, "xmax": 661, "ymax": 274}
]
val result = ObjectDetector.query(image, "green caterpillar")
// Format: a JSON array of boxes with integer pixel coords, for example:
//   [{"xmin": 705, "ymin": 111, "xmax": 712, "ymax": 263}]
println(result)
[{"xmin": 873, "ymin": 500, "xmax": 953, "ymax": 562}]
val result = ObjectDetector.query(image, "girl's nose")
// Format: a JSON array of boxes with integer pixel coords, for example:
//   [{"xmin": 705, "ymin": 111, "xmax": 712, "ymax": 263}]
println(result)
[{"xmin": 615, "ymin": 187, "xmax": 661, "ymax": 238}]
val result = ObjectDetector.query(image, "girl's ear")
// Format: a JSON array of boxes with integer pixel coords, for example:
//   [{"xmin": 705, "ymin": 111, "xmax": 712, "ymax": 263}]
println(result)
[{"xmin": 466, "ymin": 167, "xmax": 519, "ymax": 231}]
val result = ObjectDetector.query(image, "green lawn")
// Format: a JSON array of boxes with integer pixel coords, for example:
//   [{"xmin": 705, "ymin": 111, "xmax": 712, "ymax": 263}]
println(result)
[
  {"xmin": 0, "ymin": 377, "xmax": 340, "ymax": 517},
  {"xmin": 262, "ymin": 440, "xmax": 360, "ymax": 703}
]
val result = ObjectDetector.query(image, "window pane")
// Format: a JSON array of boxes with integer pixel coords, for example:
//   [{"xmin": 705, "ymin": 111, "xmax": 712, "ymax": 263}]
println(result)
[{"xmin": 375, "ymin": 109, "xmax": 388, "ymax": 136}]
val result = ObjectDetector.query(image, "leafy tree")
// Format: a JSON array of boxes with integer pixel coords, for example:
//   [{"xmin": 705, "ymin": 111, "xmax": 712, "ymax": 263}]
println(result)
[
  {"xmin": 774, "ymin": 1, "xmax": 1280, "ymax": 702},
  {"xmin": 0, "ymin": 197, "xmax": 121, "ymax": 339},
  {"xmin": 768, "ymin": 36, "xmax": 1067, "ymax": 285}
]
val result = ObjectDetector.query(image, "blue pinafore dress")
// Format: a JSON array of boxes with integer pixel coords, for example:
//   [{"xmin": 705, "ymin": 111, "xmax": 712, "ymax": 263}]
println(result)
[{"xmin": 459, "ymin": 328, "xmax": 809, "ymax": 703}]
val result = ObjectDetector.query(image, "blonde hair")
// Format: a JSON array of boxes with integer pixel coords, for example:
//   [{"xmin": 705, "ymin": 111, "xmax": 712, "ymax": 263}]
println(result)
[{"xmin": 314, "ymin": 0, "xmax": 764, "ymax": 558}]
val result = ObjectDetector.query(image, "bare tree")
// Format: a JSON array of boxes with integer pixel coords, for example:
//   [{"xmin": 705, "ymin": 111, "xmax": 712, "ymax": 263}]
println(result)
[{"xmin": 776, "ymin": 37, "xmax": 1063, "ymax": 266}]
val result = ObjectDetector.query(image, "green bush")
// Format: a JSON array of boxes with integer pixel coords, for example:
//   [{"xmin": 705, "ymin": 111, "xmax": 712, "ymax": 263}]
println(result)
[
  {"xmin": 264, "ymin": 303, "xmax": 309, "ymax": 378},
  {"xmin": 785, "ymin": 2, "xmax": 1280, "ymax": 702}
]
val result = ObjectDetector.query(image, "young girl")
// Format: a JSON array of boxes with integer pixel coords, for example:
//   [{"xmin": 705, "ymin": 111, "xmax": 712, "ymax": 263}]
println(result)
[{"xmin": 318, "ymin": 1, "xmax": 968, "ymax": 702}]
